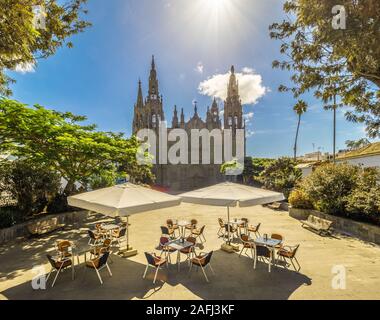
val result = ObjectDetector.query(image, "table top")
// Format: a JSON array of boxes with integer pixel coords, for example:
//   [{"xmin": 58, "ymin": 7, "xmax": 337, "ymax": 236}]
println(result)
[
  {"xmin": 177, "ymin": 220, "xmax": 190, "ymax": 227},
  {"xmin": 102, "ymin": 224, "xmax": 120, "ymax": 231},
  {"xmin": 72, "ymin": 243, "xmax": 93, "ymax": 255},
  {"xmin": 168, "ymin": 239, "xmax": 194, "ymax": 250},
  {"xmin": 228, "ymin": 219, "xmax": 244, "ymax": 225},
  {"xmin": 254, "ymin": 237, "xmax": 282, "ymax": 247}
]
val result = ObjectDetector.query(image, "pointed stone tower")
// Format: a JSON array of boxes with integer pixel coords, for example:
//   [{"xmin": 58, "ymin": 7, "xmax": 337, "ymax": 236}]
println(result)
[{"xmin": 224, "ymin": 65, "xmax": 243, "ymax": 132}]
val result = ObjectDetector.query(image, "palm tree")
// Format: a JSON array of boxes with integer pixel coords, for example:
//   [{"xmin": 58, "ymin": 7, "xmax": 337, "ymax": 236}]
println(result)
[{"xmin": 293, "ymin": 100, "xmax": 308, "ymax": 161}]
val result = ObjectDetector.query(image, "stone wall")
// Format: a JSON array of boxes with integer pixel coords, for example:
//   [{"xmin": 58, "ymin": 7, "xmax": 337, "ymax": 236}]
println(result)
[
  {"xmin": 289, "ymin": 207, "xmax": 380, "ymax": 245},
  {"xmin": 0, "ymin": 211, "xmax": 88, "ymax": 245}
]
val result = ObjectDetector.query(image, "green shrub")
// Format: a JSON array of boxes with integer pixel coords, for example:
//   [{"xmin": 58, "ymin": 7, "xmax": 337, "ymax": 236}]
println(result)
[
  {"xmin": 0, "ymin": 206, "xmax": 20, "ymax": 229},
  {"xmin": 288, "ymin": 189, "xmax": 314, "ymax": 209},
  {"xmin": 258, "ymin": 157, "xmax": 301, "ymax": 199},
  {"xmin": 300, "ymin": 163, "xmax": 359, "ymax": 215},
  {"xmin": 47, "ymin": 193, "xmax": 74, "ymax": 214},
  {"xmin": 0, "ymin": 160, "xmax": 61, "ymax": 216},
  {"xmin": 345, "ymin": 168, "xmax": 380, "ymax": 225}
]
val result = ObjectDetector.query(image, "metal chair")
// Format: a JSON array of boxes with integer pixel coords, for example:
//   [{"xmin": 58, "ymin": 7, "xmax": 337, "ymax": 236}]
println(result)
[
  {"xmin": 185, "ymin": 219, "xmax": 198, "ymax": 235},
  {"xmin": 247, "ymin": 223, "xmax": 261, "ymax": 238},
  {"xmin": 159, "ymin": 236, "xmax": 176, "ymax": 263},
  {"xmin": 179, "ymin": 237, "xmax": 196, "ymax": 266},
  {"xmin": 191, "ymin": 225, "xmax": 206, "ymax": 243},
  {"xmin": 277, "ymin": 244, "xmax": 301, "ymax": 271},
  {"xmin": 189, "ymin": 251, "xmax": 215, "ymax": 282},
  {"xmin": 160, "ymin": 225, "xmax": 175, "ymax": 239},
  {"xmin": 239, "ymin": 234, "xmax": 255, "ymax": 260},
  {"xmin": 217, "ymin": 218, "xmax": 226, "ymax": 238},
  {"xmin": 167, "ymin": 219, "xmax": 179, "ymax": 238},
  {"xmin": 46, "ymin": 255, "xmax": 74, "ymax": 287},
  {"xmin": 88, "ymin": 229, "xmax": 103, "ymax": 245},
  {"xmin": 143, "ymin": 252, "xmax": 168, "ymax": 284},
  {"xmin": 84, "ymin": 250, "xmax": 113, "ymax": 285}
]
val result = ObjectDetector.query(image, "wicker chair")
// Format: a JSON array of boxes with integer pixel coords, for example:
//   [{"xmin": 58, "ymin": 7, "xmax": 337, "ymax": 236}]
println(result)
[
  {"xmin": 179, "ymin": 237, "xmax": 197, "ymax": 265},
  {"xmin": 85, "ymin": 250, "xmax": 113, "ymax": 285},
  {"xmin": 185, "ymin": 219, "xmax": 198, "ymax": 235},
  {"xmin": 143, "ymin": 252, "xmax": 168, "ymax": 284},
  {"xmin": 239, "ymin": 234, "xmax": 255, "ymax": 259},
  {"xmin": 46, "ymin": 255, "xmax": 74, "ymax": 287},
  {"xmin": 189, "ymin": 251, "xmax": 215, "ymax": 282},
  {"xmin": 277, "ymin": 244, "xmax": 301, "ymax": 271},
  {"xmin": 160, "ymin": 225, "xmax": 175, "ymax": 239},
  {"xmin": 159, "ymin": 236, "xmax": 176, "ymax": 263},
  {"xmin": 247, "ymin": 223, "xmax": 261, "ymax": 238},
  {"xmin": 167, "ymin": 219, "xmax": 179, "ymax": 237},
  {"xmin": 217, "ymin": 218, "xmax": 226, "ymax": 238},
  {"xmin": 191, "ymin": 225, "xmax": 206, "ymax": 243},
  {"xmin": 271, "ymin": 233, "xmax": 284, "ymax": 249}
]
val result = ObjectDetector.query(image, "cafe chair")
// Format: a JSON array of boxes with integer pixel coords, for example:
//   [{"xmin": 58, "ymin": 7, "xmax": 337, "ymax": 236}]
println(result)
[
  {"xmin": 84, "ymin": 250, "xmax": 113, "ymax": 285},
  {"xmin": 189, "ymin": 251, "xmax": 215, "ymax": 283},
  {"xmin": 46, "ymin": 255, "xmax": 74, "ymax": 287},
  {"xmin": 143, "ymin": 252, "xmax": 168, "ymax": 284},
  {"xmin": 277, "ymin": 244, "xmax": 301, "ymax": 272}
]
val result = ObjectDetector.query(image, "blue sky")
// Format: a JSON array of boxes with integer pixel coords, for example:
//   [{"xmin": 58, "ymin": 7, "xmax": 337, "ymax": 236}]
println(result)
[{"xmin": 7, "ymin": 0, "xmax": 377, "ymax": 158}]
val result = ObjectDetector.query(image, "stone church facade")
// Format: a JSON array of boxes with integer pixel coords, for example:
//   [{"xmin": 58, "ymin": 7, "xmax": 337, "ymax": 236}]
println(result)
[{"xmin": 132, "ymin": 56, "xmax": 245, "ymax": 191}]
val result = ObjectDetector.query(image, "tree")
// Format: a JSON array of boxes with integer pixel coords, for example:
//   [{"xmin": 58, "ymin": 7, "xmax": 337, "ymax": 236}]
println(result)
[
  {"xmin": 293, "ymin": 100, "xmax": 307, "ymax": 160},
  {"xmin": 258, "ymin": 157, "xmax": 301, "ymax": 199},
  {"xmin": 0, "ymin": 159, "xmax": 61, "ymax": 216},
  {"xmin": 345, "ymin": 138, "xmax": 371, "ymax": 150},
  {"xmin": 269, "ymin": 0, "xmax": 380, "ymax": 138},
  {"xmin": 0, "ymin": 99, "xmax": 153, "ymax": 195},
  {"xmin": 0, "ymin": 0, "xmax": 90, "ymax": 96}
]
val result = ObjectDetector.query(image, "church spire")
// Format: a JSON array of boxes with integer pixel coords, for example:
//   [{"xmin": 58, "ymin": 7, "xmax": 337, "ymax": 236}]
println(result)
[
  {"xmin": 136, "ymin": 79, "xmax": 143, "ymax": 109},
  {"xmin": 148, "ymin": 55, "xmax": 159, "ymax": 98},
  {"xmin": 180, "ymin": 108, "xmax": 185, "ymax": 128},
  {"xmin": 151, "ymin": 55, "xmax": 155, "ymax": 70},
  {"xmin": 172, "ymin": 105, "xmax": 179, "ymax": 128}
]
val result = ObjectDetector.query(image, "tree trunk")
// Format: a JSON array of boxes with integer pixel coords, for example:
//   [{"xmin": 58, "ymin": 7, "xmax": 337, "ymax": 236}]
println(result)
[
  {"xmin": 294, "ymin": 115, "xmax": 301, "ymax": 161},
  {"xmin": 63, "ymin": 180, "xmax": 76, "ymax": 196}
]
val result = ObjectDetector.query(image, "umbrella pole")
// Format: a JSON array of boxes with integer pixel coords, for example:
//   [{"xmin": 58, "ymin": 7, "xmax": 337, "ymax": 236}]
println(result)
[
  {"xmin": 127, "ymin": 215, "xmax": 130, "ymax": 250},
  {"xmin": 227, "ymin": 206, "xmax": 230, "ymax": 245}
]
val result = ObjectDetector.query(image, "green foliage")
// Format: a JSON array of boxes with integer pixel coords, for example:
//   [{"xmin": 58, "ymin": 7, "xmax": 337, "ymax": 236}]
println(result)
[
  {"xmin": 88, "ymin": 168, "xmax": 119, "ymax": 190},
  {"xmin": 221, "ymin": 158, "xmax": 244, "ymax": 176},
  {"xmin": 0, "ymin": 206, "xmax": 20, "ymax": 229},
  {"xmin": 289, "ymin": 188, "xmax": 314, "ymax": 210},
  {"xmin": 46, "ymin": 193, "xmax": 72, "ymax": 215},
  {"xmin": 345, "ymin": 138, "xmax": 371, "ymax": 151},
  {"xmin": 294, "ymin": 164, "xmax": 380, "ymax": 225},
  {"xmin": 345, "ymin": 168, "xmax": 380, "ymax": 224},
  {"xmin": 300, "ymin": 163, "xmax": 359, "ymax": 215},
  {"xmin": 0, "ymin": 160, "xmax": 61, "ymax": 216},
  {"xmin": 258, "ymin": 157, "xmax": 301, "ymax": 198},
  {"xmin": 270, "ymin": 0, "xmax": 380, "ymax": 138},
  {"xmin": 0, "ymin": 0, "xmax": 90, "ymax": 96},
  {"xmin": 242, "ymin": 157, "xmax": 274, "ymax": 185},
  {"xmin": 0, "ymin": 99, "xmax": 153, "ymax": 195}
]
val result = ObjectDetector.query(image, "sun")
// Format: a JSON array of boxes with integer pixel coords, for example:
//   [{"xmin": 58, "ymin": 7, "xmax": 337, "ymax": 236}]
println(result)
[{"xmin": 203, "ymin": 0, "xmax": 230, "ymax": 12}]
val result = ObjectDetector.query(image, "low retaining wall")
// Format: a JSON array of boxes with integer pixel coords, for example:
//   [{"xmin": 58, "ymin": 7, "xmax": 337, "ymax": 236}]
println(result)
[
  {"xmin": 289, "ymin": 208, "xmax": 380, "ymax": 245},
  {"xmin": 0, "ymin": 211, "xmax": 89, "ymax": 245}
]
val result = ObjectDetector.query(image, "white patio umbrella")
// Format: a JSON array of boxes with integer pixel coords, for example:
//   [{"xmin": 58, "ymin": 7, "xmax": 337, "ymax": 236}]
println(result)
[
  {"xmin": 179, "ymin": 182, "xmax": 285, "ymax": 249},
  {"xmin": 68, "ymin": 183, "xmax": 181, "ymax": 253}
]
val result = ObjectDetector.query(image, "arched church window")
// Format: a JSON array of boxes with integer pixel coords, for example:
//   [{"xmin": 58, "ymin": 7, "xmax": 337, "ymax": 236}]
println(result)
[
  {"xmin": 234, "ymin": 116, "xmax": 238, "ymax": 125},
  {"xmin": 228, "ymin": 117, "xmax": 233, "ymax": 126}
]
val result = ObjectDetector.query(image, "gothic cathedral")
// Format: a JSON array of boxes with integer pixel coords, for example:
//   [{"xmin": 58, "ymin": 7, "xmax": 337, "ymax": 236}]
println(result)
[{"xmin": 132, "ymin": 56, "xmax": 246, "ymax": 190}]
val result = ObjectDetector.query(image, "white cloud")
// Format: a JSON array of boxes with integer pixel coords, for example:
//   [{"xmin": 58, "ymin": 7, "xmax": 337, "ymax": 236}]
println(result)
[
  {"xmin": 198, "ymin": 67, "xmax": 267, "ymax": 105},
  {"xmin": 195, "ymin": 61, "xmax": 204, "ymax": 74},
  {"xmin": 14, "ymin": 62, "xmax": 35, "ymax": 74},
  {"xmin": 246, "ymin": 129, "xmax": 255, "ymax": 138}
]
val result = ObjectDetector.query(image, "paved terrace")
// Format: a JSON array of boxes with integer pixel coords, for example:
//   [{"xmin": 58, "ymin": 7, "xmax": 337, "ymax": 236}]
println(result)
[{"xmin": 0, "ymin": 203, "xmax": 379, "ymax": 300}]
